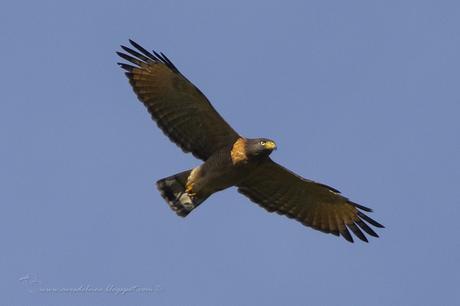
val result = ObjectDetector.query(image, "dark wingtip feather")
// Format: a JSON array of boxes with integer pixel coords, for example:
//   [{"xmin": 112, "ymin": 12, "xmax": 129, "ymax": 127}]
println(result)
[
  {"xmin": 117, "ymin": 62, "xmax": 136, "ymax": 71},
  {"xmin": 340, "ymin": 227, "xmax": 354, "ymax": 243},
  {"xmin": 116, "ymin": 51, "xmax": 143, "ymax": 66},
  {"xmin": 128, "ymin": 39, "xmax": 158, "ymax": 61},
  {"xmin": 121, "ymin": 45, "xmax": 139, "ymax": 55},
  {"xmin": 348, "ymin": 223, "xmax": 368, "ymax": 243},
  {"xmin": 118, "ymin": 40, "xmax": 180, "ymax": 73},
  {"xmin": 121, "ymin": 45, "xmax": 151, "ymax": 63},
  {"xmin": 355, "ymin": 218, "xmax": 379, "ymax": 238},
  {"xmin": 152, "ymin": 50, "xmax": 163, "ymax": 60},
  {"xmin": 116, "ymin": 51, "xmax": 127, "ymax": 61},
  {"xmin": 128, "ymin": 38, "xmax": 139, "ymax": 48},
  {"xmin": 349, "ymin": 201, "xmax": 373, "ymax": 212},
  {"xmin": 163, "ymin": 54, "xmax": 179, "ymax": 72},
  {"xmin": 357, "ymin": 211, "xmax": 385, "ymax": 228}
]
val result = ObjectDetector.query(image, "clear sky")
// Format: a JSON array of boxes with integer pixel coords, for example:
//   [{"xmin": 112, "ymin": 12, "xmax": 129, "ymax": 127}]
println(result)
[{"xmin": 1, "ymin": 0, "xmax": 460, "ymax": 305}]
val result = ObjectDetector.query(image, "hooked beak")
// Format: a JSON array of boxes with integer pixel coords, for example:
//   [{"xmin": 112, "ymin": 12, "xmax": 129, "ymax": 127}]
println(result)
[{"xmin": 264, "ymin": 141, "xmax": 277, "ymax": 150}]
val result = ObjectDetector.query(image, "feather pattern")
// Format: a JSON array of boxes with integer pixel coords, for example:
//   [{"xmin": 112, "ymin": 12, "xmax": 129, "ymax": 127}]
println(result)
[
  {"xmin": 117, "ymin": 40, "xmax": 239, "ymax": 160},
  {"xmin": 237, "ymin": 159, "xmax": 384, "ymax": 243}
]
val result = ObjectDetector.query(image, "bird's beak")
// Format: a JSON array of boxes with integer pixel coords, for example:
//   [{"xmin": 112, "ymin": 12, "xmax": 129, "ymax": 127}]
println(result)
[{"xmin": 265, "ymin": 141, "xmax": 277, "ymax": 150}]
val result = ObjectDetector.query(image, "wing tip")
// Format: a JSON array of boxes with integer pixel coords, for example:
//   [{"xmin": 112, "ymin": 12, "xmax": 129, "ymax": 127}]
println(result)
[
  {"xmin": 347, "ymin": 223, "xmax": 369, "ymax": 243},
  {"xmin": 357, "ymin": 211, "xmax": 385, "ymax": 228},
  {"xmin": 349, "ymin": 200, "xmax": 373, "ymax": 212},
  {"xmin": 117, "ymin": 40, "xmax": 181, "ymax": 74},
  {"xmin": 117, "ymin": 62, "xmax": 137, "ymax": 72},
  {"xmin": 340, "ymin": 227, "xmax": 354, "ymax": 243}
]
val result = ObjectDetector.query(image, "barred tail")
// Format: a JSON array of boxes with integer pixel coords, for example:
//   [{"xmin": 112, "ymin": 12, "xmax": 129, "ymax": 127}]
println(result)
[{"xmin": 156, "ymin": 170, "xmax": 206, "ymax": 217}]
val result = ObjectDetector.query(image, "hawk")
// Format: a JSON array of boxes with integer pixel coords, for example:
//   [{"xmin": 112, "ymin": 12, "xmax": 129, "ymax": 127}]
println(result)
[{"xmin": 117, "ymin": 40, "xmax": 384, "ymax": 243}]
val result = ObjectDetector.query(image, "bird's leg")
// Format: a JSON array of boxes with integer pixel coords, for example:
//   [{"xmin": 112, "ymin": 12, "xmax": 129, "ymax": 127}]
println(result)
[{"xmin": 185, "ymin": 183, "xmax": 197, "ymax": 199}]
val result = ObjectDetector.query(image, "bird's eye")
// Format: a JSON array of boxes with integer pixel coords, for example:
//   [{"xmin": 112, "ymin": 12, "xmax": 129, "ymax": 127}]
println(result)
[{"xmin": 260, "ymin": 141, "xmax": 266, "ymax": 146}]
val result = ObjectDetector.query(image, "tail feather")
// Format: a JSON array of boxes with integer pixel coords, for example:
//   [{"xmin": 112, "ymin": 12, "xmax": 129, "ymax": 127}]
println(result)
[{"xmin": 156, "ymin": 170, "xmax": 206, "ymax": 217}]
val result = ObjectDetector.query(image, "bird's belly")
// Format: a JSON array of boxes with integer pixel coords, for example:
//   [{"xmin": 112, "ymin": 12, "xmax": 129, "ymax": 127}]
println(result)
[{"xmin": 189, "ymin": 164, "xmax": 252, "ymax": 198}]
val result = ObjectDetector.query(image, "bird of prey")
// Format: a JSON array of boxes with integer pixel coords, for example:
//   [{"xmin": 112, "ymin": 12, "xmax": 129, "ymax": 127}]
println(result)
[{"xmin": 117, "ymin": 40, "xmax": 384, "ymax": 243}]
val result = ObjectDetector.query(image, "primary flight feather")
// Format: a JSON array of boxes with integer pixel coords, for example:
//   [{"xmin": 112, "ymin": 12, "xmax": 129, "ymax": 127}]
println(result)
[{"xmin": 117, "ymin": 40, "xmax": 384, "ymax": 243}]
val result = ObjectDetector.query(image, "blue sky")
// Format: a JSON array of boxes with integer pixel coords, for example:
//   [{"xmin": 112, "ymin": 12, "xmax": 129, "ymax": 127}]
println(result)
[{"xmin": 1, "ymin": 0, "xmax": 460, "ymax": 305}]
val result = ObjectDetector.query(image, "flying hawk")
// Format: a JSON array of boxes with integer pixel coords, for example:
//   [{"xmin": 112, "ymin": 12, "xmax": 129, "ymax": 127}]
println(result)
[{"xmin": 117, "ymin": 40, "xmax": 384, "ymax": 243}]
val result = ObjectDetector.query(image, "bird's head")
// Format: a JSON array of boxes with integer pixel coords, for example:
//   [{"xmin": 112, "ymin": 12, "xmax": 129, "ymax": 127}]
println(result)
[{"xmin": 245, "ymin": 138, "xmax": 277, "ymax": 159}]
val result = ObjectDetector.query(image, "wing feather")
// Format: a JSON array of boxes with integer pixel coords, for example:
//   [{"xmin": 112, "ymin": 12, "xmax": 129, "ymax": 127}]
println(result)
[
  {"xmin": 237, "ymin": 159, "xmax": 384, "ymax": 243},
  {"xmin": 117, "ymin": 40, "xmax": 239, "ymax": 160}
]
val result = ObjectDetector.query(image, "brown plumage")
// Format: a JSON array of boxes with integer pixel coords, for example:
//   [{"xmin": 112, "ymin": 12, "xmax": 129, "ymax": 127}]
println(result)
[
  {"xmin": 117, "ymin": 40, "xmax": 239, "ymax": 160},
  {"xmin": 117, "ymin": 40, "xmax": 384, "ymax": 243}
]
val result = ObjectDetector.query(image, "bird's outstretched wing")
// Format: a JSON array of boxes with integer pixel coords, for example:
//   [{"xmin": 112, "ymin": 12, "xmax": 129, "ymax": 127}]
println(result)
[
  {"xmin": 237, "ymin": 159, "xmax": 384, "ymax": 242},
  {"xmin": 117, "ymin": 40, "xmax": 240, "ymax": 160}
]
